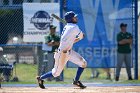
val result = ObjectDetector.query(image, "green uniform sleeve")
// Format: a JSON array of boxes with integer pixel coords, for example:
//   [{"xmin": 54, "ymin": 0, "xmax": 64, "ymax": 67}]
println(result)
[
  {"xmin": 117, "ymin": 33, "xmax": 122, "ymax": 42},
  {"xmin": 44, "ymin": 35, "xmax": 51, "ymax": 43},
  {"xmin": 129, "ymin": 33, "xmax": 133, "ymax": 38},
  {"xmin": 55, "ymin": 35, "xmax": 60, "ymax": 42}
]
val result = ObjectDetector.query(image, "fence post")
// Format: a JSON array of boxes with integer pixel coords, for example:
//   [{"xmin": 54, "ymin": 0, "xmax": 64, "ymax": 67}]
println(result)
[
  {"xmin": 37, "ymin": 45, "xmax": 43, "ymax": 76},
  {"xmin": 134, "ymin": 0, "xmax": 138, "ymax": 80},
  {"xmin": 59, "ymin": 0, "xmax": 64, "ymax": 81}
]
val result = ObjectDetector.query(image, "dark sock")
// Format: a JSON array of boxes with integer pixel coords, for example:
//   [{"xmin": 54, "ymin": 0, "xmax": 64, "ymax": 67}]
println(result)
[
  {"xmin": 75, "ymin": 67, "xmax": 84, "ymax": 81},
  {"xmin": 40, "ymin": 71, "xmax": 53, "ymax": 80}
]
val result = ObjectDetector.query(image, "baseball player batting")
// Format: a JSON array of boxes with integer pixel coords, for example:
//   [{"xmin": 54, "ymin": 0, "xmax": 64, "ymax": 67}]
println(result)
[{"xmin": 37, "ymin": 11, "xmax": 87, "ymax": 89}]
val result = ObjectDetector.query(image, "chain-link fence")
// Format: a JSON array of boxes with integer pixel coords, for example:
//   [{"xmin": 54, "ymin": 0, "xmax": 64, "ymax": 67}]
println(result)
[{"xmin": 0, "ymin": 0, "xmax": 56, "ymax": 84}]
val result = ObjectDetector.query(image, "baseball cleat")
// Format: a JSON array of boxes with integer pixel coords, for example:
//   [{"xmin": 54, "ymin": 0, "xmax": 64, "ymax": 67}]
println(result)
[
  {"xmin": 36, "ymin": 76, "xmax": 45, "ymax": 89},
  {"xmin": 72, "ymin": 79, "xmax": 87, "ymax": 89}
]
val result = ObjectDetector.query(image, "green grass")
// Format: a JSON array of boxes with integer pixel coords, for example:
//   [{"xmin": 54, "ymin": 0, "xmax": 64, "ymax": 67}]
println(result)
[
  {"xmin": 2, "ymin": 63, "xmax": 38, "ymax": 84},
  {"xmin": 16, "ymin": 63, "xmax": 38, "ymax": 83},
  {"xmin": 2, "ymin": 63, "xmax": 140, "ymax": 84}
]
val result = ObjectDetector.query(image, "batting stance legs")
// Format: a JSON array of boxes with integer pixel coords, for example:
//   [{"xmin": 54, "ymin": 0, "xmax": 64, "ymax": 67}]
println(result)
[{"xmin": 37, "ymin": 50, "xmax": 87, "ymax": 89}]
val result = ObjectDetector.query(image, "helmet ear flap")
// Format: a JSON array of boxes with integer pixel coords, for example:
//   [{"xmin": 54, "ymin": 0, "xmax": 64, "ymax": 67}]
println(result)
[
  {"xmin": 65, "ymin": 18, "xmax": 72, "ymax": 23},
  {"xmin": 64, "ymin": 11, "xmax": 77, "ymax": 23},
  {"xmin": 67, "ymin": 17, "xmax": 74, "ymax": 23}
]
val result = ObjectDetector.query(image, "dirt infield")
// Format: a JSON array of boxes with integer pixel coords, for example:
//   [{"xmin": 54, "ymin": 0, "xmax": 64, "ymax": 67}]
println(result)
[{"xmin": 0, "ymin": 86, "xmax": 140, "ymax": 93}]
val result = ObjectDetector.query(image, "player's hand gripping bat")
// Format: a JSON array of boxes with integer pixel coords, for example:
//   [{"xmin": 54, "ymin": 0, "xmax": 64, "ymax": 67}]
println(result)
[{"xmin": 51, "ymin": 14, "xmax": 67, "ymax": 24}]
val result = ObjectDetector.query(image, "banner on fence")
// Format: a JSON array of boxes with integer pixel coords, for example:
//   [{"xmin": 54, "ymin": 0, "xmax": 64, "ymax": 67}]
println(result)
[
  {"xmin": 23, "ymin": 3, "xmax": 60, "ymax": 42},
  {"xmin": 66, "ymin": 0, "xmax": 134, "ymax": 68}
]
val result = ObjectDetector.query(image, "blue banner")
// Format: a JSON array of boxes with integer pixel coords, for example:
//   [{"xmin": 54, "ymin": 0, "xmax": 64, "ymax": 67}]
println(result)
[{"xmin": 66, "ymin": 0, "xmax": 134, "ymax": 68}]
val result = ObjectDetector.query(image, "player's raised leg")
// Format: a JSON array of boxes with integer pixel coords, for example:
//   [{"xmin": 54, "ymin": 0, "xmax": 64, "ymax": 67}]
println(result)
[
  {"xmin": 69, "ymin": 50, "xmax": 87, "ymax": 89},
  {"xmin": 36, "ymin": 51, "xmax": 69, "ymax": 89}
]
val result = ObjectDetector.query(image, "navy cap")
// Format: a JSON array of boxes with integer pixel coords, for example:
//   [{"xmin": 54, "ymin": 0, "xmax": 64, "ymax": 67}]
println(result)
[{"xmin": 120, "ymin": 23, "xmax": 127, "ymax": 28}]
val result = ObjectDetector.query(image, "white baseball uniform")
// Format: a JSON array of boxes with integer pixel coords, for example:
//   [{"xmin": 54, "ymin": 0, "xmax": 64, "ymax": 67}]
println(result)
[{"xmin": 52, "ymin": 23, "xmax": 87, "ymax": 77}]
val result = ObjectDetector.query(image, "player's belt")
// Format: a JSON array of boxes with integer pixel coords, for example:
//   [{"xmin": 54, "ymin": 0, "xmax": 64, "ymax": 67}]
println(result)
[{"xmin": 58, "ymin": 49, "xmax": 71, "ymax": 53}]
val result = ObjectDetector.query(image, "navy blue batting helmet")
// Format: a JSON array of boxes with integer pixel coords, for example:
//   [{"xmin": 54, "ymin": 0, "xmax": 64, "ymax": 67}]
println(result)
[{"xmin": 64, "ymin": 11, "xmax": 77, "ymax": 23}]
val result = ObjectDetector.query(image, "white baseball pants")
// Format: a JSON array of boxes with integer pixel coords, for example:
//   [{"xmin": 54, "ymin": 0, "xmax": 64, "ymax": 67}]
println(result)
[{"xmin": 52, "ymin": 50, "xmax": 87, "ymax": 77}]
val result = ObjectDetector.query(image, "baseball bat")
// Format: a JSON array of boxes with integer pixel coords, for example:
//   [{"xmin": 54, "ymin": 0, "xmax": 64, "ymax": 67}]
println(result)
[{"xmin": 51, "ymin": 14, "xmax": 67, "ymax": 24}]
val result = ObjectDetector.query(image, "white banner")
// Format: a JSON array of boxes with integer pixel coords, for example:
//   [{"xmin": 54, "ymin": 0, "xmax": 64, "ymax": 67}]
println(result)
[{"xmin": 23, "ymin": 3, "xmax": 60, "ymax": 42}]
